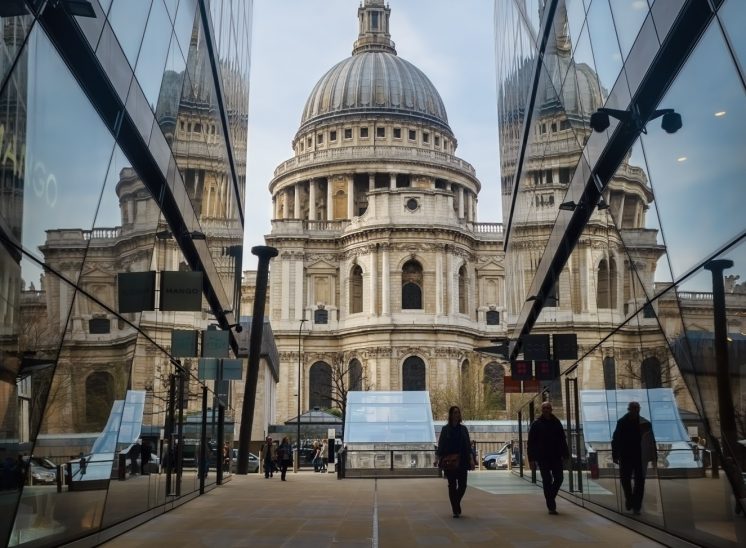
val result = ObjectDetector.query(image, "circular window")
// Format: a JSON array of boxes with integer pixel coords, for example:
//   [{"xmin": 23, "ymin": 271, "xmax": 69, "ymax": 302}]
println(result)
[{"xmin": 406, "ymin": 198, "xmax": 418, "ymax": 211}]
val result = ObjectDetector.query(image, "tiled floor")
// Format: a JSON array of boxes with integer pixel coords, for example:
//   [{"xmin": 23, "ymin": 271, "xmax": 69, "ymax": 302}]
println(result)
[{"xmin": 103, "ymin": 471, "xmax": 665, "ymax": 547}]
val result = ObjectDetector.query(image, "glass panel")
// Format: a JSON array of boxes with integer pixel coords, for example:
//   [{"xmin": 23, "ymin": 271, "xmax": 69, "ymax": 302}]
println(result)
[
  {"xmin": 586, "ymin": 0, "xmax": 624, "ymax": 99},
  {"xmin": 134, "ymin": 0, "xmax": 172, "ymax": 111},
  {"xmin": 0, "ymin": 7, "xmax": 34, "ymax": 88},
  {"xmin": 719, "ymin": 0, "xmax": 746, "ymax": 72},
  {"xmin": 608, "ymin": 0, "xmax": 650, "ymax": 60},
  {"xmin": 640, "ymin": 20, "xmax": 746, "ymax": 280},
  {"xmin": 107, "ymin": 0, "xmax": 153, "ymax": 69}
]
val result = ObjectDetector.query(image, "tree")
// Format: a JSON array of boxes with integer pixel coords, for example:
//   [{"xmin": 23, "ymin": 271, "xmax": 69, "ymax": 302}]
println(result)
[
  {"xmin": 430, "ymin": 361, "xmax": 509, "ymax": 420},
  {"xmin": 311, "ymin": 356, "xmax": 367, "ymax": 434}
]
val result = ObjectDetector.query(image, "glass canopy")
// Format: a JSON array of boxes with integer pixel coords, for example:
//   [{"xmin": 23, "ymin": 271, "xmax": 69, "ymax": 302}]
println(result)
[{"xmin": 344, "ymin": 391, "xmax": 436, "ymax": 444}]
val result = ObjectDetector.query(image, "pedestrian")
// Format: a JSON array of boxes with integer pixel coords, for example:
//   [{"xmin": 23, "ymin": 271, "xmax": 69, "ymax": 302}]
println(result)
[
  {"xmin": 470, "ymin": 440, "xmax": 478, "ymax": 468},
  {"xmin": 312, "ymin": 441, "xmax": 321, "ymax": 472},
  {"xmin": 527, "ymin": 401, "xmax": 569, "ymax": 515},
  {"xmin": 223, "ymin": 442, "xmax": 231, "ymax": 472},
  {"xmin": 78, "ymin": 452, "xmax": 87, "ymax": 478},
  {"xmin": 612, "ymin": 401, "xmax": 657, "ymax": 515},
  {"xmin": 436, "ymin": 405, "xmax": 476, "ymax": 518},
  {"xmin": 321, "ymin": 440, "xmax": 328, "ymax": 472},
  {"xmin": 261, "ymin": 437, "xmax": 276, "ymax": 478},
  {"xmin": 277, "ymin": 437, "xmax": 292, "ymax": 480}
]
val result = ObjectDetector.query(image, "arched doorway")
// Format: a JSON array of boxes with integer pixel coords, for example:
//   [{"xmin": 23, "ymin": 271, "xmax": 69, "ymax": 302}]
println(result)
[
  {"xmin": 402, "ymin": 356, "xmax": 426, "ymax": 390},
  {"xmin": 309, "ymin": 361, "xmax": 332, "ymax": 409}
]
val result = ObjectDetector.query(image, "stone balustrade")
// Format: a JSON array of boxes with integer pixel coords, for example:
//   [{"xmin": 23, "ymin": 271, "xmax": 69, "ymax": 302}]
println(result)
[{"xmin": 273, "ymin": 145, "xmax": 476, "ymax": 178}]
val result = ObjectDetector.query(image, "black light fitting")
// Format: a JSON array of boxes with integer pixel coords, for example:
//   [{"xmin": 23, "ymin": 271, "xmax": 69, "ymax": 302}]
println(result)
[
  {"xmin": 590, "ymin": 105, "xmax": 682, "ymax": 134},
  {"xmin": 559, "ymin": 200, "xmax": 577, "ymax": 211}
]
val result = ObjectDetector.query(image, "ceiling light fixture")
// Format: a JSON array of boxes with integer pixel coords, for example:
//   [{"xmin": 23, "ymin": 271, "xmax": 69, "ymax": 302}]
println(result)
[
  {"xmin": 715, "ymin": 111, "xmax": 726, "ymax": 117},
  {"xmin": 677, "ymin": 157, "xmax": 687, "ymax": 162}
]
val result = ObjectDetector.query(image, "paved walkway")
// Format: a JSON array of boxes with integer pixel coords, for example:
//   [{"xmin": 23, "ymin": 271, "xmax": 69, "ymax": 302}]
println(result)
[{"xmin": 103, "ymin": 471, "xmax": 664, "ymax": 547}]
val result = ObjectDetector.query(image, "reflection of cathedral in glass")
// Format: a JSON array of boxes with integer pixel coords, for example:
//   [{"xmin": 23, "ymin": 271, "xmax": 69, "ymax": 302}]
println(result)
[{"xmin": 0, "ymin": 3, "xmax": 252, "ymax": 546}]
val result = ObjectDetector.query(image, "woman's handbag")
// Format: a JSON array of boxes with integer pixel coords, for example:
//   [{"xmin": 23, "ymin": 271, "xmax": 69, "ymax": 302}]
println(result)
[{"xmin": 441, "ymin": 453, "xmax": 460, "ymax": 472}]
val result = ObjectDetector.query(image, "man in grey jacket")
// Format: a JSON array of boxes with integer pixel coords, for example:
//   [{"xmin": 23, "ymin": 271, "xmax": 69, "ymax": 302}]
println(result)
[{"xmin": 612, "ymin": 401, "xmax": 658, "ymax": 515}]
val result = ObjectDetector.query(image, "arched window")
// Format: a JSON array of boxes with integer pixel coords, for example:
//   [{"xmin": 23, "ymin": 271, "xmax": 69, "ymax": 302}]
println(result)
[
  {"xmin": 603, "ymin": 357, "xmax": 616, "ymax": 390},
  {"xmin": 350, "ymin": 265, "xmax": 363, "ymax": 313},
  {"xmin": 401, "ymin": 260, "xmax": 423, "ymax": 310},
  {"xmin": 309, "ymin": 362, "xmax": 332, "ymax": 409},
  {"xmin": 348, "ymin": 359, "xmax": 363, "ymax": 391},
  {"xmin": 86, "ymin": 371, "xmax": 116, "ymax": 429},
  {"xmin": 597, "ymin": 259, "xmax": 610, "ymax": 309},
  {"xmin": 483, "ymin": 362, "xmax": 505, "ymax": 409},
  {"xmin": 641, "ymin": 357, "xmax": 662, "ymax": 389},
  {"xmin": 458, "ymin": 265, "xmax": 467, "ymax": 314},
  {"xmin": 402, "ymin": 356, "xmax": 426, "ymax": 390}
]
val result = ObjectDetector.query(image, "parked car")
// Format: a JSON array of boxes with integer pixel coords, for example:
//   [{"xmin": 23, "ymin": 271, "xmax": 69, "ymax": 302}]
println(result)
[
  {"xmin": 230, "ymin": 449, "xmax": 259, "ymax": 473},
  {"xmin": 482, "ymin": 443, "xmax": 517, "ymax": 469},
  {"xmin": 24, "ymin": 456, "xmax": 57, "ymax": 485}
]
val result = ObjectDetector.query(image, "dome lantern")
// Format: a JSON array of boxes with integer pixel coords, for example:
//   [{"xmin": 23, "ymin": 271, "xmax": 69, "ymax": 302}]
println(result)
[{"xmin": 353, "ymin": 0, "xmax": 396, "ymax": 55}]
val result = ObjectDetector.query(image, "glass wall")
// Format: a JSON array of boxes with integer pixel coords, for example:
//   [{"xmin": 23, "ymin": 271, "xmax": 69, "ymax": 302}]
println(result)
[
  {"xmin": 498, "ymin": 1, "xmax": 746, "ymax": 546},
  {"xmin": 0, "ymin": 1, "xmax": 251, "ymax": 545}
]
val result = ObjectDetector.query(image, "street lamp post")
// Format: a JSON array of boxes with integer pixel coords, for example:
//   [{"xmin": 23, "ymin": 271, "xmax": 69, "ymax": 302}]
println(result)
[{"xmin": 296, "ymin": 317, "xmax": 307, "ymax": 472}]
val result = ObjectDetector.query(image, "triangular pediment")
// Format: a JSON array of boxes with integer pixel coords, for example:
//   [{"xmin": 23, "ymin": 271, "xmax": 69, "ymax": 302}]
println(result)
[
  {"xmin": 477, "ymin": 258, "xmax": 505, "ymax": 273},
  {"xmin": 80, "ymin": 264, "xmax": 117, "ymax": 279},
  {"xmin": 307, "ymin": 258, "xmax": 339, "ymax": 272}
]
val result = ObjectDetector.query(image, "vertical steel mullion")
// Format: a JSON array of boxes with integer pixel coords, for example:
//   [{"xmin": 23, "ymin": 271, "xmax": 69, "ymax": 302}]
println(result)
[
  {"xmin": 217, "ymin": 403, "xmax": 225, "ymax": 484},
  {"xmin": 166, "ymin": 374, "xmax": 176, "ymax": 496},
  {"xmin": 565, "ymin": 376, "xmax": 574, "ymax": 493},
  {"xmin": 199, "ymin": 386, "xmax": 208, "ymax": 494},
  {"xmin": 518, "ymin": 410, "xmax": 524, "ymax": 477},
  {"xmin": 572, "ymin": 378, "xmax": 583, "ymax": 493},
  {"xmin": 175, "ymin": 372, "xmax": 186, "ymax": 497},
  {"xmin": 529, "ymin": 401, "xmax": 536, "ymax": 483}
]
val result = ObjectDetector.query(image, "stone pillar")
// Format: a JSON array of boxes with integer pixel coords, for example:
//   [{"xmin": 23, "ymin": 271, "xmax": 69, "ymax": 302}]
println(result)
[
  {"xmin": 435, "ymin": 246, "xmax": 444, "ymax": 315},
  {"xmin": 272, "ymin": 196, "xmax": 278, "ymax": 220},
  {"xmin": 447, "ymin": 250, "xmax": 454, "ymax": 315},
  {"xmin": 370, "ymin": 245, "xmax": 378, "ymax": 316},
  {"xmin": 281, "ymin": 255, "xmax": 290, "ymax": 320},
  {"xmin": 458, "ymin": 186, "xmax": 465, "ymax": 219},
  {"xmin": 326, "ymin": 180, "xmax": 334, "ymax": 221},
  {"xmin": 309, "ymin": 179, "xmax": 317, "ymax": 221},
  {"xmin": 389, "ymin": 173, "xmax": 397, "ymax": 190},
  {"xmin": 295, "ymin": 254, "xmax": 304, "ymax": 320},
  {"xmin": 294, "ymin": 183, "xmax": 301, "ymax": 219},
  {"xmin": 347, "ymin": 176, "xmax": 354, "ymax": 219},
  {"xmin": 369, "ymin": 173, "xmax": 375, "ymax": 191},
  {"xmin": 616, "ymin": 193, "xmax": 626, "ymax": 228},
  {"xmin": 381, "ymin": 245, "xmax": 390, "ymax": 315}
]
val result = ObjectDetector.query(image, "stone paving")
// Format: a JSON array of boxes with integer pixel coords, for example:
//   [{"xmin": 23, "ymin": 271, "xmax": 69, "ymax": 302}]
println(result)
[{"xmin": 103, "ymin": 470, "xmax": 665, "ymax": 547}]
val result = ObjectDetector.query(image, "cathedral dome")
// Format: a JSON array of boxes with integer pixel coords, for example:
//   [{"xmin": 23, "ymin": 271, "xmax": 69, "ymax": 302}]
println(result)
[
  {"xmin": 297, "ymin": 0, "xmax": 451, "ymax": 136},
  {"xmin": 299, "ymin": 52, "xmax": 451, "ymax": 133}
]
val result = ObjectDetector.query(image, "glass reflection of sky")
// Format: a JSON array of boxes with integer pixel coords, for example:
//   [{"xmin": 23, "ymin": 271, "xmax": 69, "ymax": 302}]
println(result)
[
  {"xmin": 21, "ymin": 29, "xmax": 117, "ymax": 283},
  {"xmin": 344, "ymin": 391, "xmax": 435, "ymax": 444},
  {"xmin": 642, "ymin": 22, "xmax": 746, "ymax": 284}
]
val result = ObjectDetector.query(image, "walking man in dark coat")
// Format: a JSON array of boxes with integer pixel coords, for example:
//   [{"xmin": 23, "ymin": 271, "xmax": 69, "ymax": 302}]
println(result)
[
  {"xmin": 527, "ymin": 401, "xmax": 569, "ymax": 514},
  {"xmin": 612, "ymin": 401, "xmax": 657, "ymax": 515}
]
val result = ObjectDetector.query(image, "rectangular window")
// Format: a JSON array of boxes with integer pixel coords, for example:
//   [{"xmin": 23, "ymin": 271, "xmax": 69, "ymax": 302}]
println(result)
[
  {"xmin": 194, "ymin": 122, "xmax": 202, "ymax": 132},
  {"xmin": 545, "ymin": 169, "xmax": 554, "ymax": 183},
  {"xmin": 307, "ymin": 137, "xmax": 312, "ymax": 147},
  {"xmin": 423, "ymin": 132, "xmax": 429, "ymax": 143},
  {"xmin": 371, "ymin": 11, "xmax": 379, "ymax": 30},
  {"xmin": 376, "ymin": 126, "xmax": 385, "ymax": 138},
  {"xmin": 344, "ymin": 128, "xmax": 352, "ymax": 139},
  {"xmin": 551, "ymin": 122, "xmax": 557, "ymax": 132},
  {"xmin": 330, "ymin": 130, "xmax": 337, "ymax": 141},
  {"xmin": 408, "ymin": 129, "xmax": 416, "ymax": 140},
  {"xmin": 434, "ymin": 136, "xmax": 440, "ymax": 147},
  {"xmin": 559, "ymin": 119, "xmax": 571, "ymax": 130},
  {"xmin": 393, "ymin": 127, "xmax": 401, "ymax": 139},
  {"xmin": 89, "ymin": 318, "xmax": 111, "ymax": 334},
  {"xmin": 317, "ymin": 133, "xmax": 323, "ymax": 144},
  {"xmin": 360, "ymin": 127, "xmax": 369, "ymax": 138},
  {"xmin": 559, "ymin": 167, "xmax": 571, "ymax": 184}
]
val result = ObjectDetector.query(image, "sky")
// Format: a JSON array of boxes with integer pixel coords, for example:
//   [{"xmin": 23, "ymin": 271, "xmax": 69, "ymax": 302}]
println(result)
[{"xmin": 243, "ymin": 0, "xmax": 500, "ymax": 269}]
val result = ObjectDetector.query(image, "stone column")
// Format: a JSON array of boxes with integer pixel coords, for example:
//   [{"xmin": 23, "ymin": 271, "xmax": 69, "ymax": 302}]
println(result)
[
  {"xmin": 435, "ymin": 246, "xmax": 444, "ymax": 315},
  {"xmin": 309, "ymin": 179, "xmax": 317, "ymax": 221},
  {"xmin": 381, "ymin": 245, "xmax": 390, "ymax": 315},
  {"xmin": 446, "ymin": 250, "xmax": 455, "ymax": 315},
  {"xmin": 281, "ymin": 254, "xmax": 290, "ymax": 320},
  {"xmin": 389, "ymin": 173, "xmax": 397, "ymax": 190},
  {"xmin": 347, "ymin": 176, "xmax": 354, "ymax": 219},
  {"xmin": 295, "ymin": 254, "xmax": 304, "ymax": 320},
  {"xmin": 294, "ymin": 183, "xmax": 301, "ymax": 219},
  {"xmin": 370, "ymin": 245, "xmax": 378, "ymax": 316},
  {"xmin": 326, "ymin": 179, "xmax": 334, "ymax": 221},
  {"xmin": 458, "ymin": 186, "xmax": 465, "ymax": 219},
  {"xmin": 368, "ymin": 173, "xmax": 375, "ymax": 191}
]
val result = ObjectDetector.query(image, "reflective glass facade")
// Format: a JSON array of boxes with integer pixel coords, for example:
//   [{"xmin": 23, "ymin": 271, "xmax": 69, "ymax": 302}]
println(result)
[
  {"xmin": 497, "ymin": 0, "xmax": 746, "ymax": 545},
  {"xmin": 0, "ymin": 1, "xmax": 252, "ymax": 545}
]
